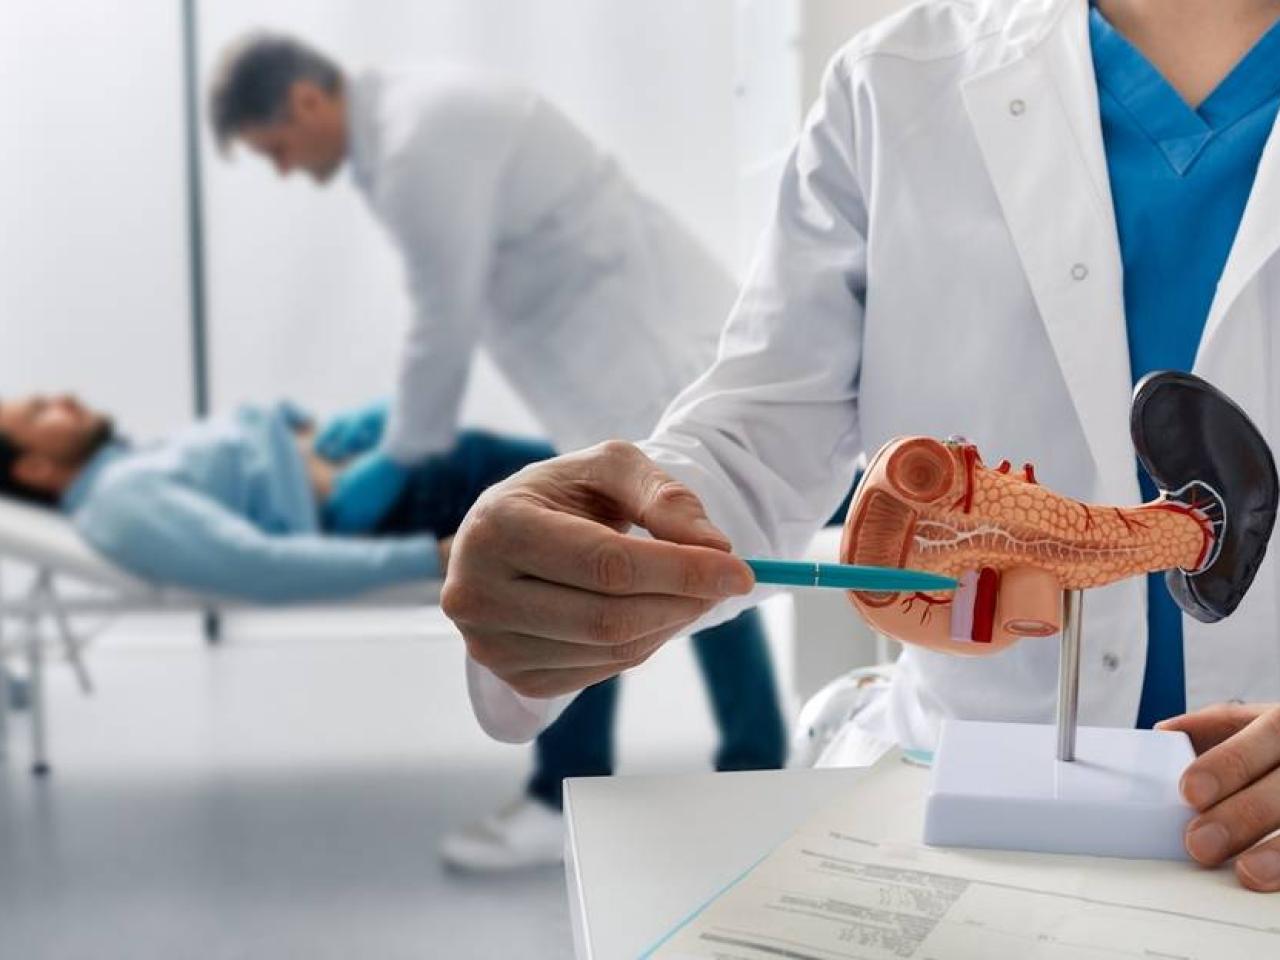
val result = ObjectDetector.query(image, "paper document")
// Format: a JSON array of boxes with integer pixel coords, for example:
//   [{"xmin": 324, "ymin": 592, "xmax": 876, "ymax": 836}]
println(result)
[{"xmin": 646, "ymin": 753, "xmax": 1280, "ymax": 959}]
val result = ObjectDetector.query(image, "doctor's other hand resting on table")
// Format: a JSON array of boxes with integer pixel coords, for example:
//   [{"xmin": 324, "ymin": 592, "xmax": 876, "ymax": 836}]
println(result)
[
  {"xmin": 1159, "ymin": 703, "xmax": 1280, "ymax": 892},
  {"xmin": 442, "ymin": 440, "xmax": 754, "ymax": 699}
]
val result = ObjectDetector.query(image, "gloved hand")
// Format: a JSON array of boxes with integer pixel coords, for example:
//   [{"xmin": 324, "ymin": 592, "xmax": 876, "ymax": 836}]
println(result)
[
  {"xmin": 315, "ymin": 399, "xmax": 390, "ymax": 462},
  {"xmin": 324, "ymin": 450, "xmax": 410, "ymax": 533}
]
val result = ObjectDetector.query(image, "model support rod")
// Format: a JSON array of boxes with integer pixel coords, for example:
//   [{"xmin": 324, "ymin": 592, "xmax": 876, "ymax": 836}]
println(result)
[{"xmin": 1056, "ymin": 588, "xmax": 1083, "ymax": 762}]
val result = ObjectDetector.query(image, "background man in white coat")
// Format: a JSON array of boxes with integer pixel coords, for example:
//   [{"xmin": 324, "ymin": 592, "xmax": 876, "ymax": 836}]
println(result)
[
  {"xmin": 441, "ymin": 0, "xmax": 1280, "ymax": 893},
  {"xmin": 209, "ymin": 34, "xmax": 787, "ymax": 871}
]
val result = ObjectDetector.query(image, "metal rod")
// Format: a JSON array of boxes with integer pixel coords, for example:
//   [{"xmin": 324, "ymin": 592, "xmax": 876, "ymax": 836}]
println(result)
[
  {"xmin": 0, "ymin": 560, "xmax": 8, "ymax": 761},
  {"xmin": 45, "ymin": 582, "xmax": 94, "ymax": 696},
  {"xmin": 180, "ymin": 0, "xmax": 210, "ymax": 419},
  {"xmin": 1056, "ymin": 589, "xmax": 1083, "ymax": 762},
  {"xmin": 26, "ymin": 608, "xmax": 48, "ymax": 777},
  {"xmin": 180, "ymin": 1, "xmax": 221, "ymax": 651},
  {"xmin": 203, "ymin": 610, "xmax": 222, "ymax": 647}
]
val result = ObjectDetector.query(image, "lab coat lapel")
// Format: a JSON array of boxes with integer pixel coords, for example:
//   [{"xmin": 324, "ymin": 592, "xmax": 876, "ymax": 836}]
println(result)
[
  {"xmin": 1199, "ymin": 110, "xmax": 1280, "ymax": 359},
  {"xmin": 961, "ymin": 1, "xmax": 1137, "ymax": 500}
]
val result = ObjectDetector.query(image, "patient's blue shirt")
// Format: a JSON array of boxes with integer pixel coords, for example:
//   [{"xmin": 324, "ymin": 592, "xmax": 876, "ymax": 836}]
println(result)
[
  {"xmin": 1090, "ymin": 7, "xmax": 1280, "ymax": 725},
  {"xmin": 62, "ymin": 403, "xmax": 437, "ymax": 602}
]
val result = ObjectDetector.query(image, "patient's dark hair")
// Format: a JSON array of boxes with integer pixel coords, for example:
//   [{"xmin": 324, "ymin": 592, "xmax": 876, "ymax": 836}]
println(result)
[
  {"xmin": 209, "ymin": 32, "xmax": 344, "ymax": 152},
  {"xmin": 0, "ymin": 428, "xmax": 57, "ymax": 508}
]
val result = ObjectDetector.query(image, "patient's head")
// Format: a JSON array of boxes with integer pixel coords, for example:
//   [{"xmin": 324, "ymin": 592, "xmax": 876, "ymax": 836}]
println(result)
[{"xmin": 0, "ymin": 394, "xmax": 114, "ymax": 507}]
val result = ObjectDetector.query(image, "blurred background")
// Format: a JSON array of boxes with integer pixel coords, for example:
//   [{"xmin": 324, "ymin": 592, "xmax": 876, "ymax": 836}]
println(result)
[{"xmin": 0, "ymin": 2, "xmax": 908, "ymax": 957}]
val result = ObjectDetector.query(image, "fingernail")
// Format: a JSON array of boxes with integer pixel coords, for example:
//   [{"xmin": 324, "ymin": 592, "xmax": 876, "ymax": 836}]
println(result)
[
  {"xmin": 1182, "ymin": 770, "xmax": 1220, "ymax": 807},
  {"xmin": 1238, "ymin": 850, "xmax": 1280, "ymax": 886},
  {"xmin": 719, "ymin": 569, "xmax": 753, "ymax": 596},
  {"xmin": 1185, "ymin": 821, "xmax": 1230, "ymax": 863}
]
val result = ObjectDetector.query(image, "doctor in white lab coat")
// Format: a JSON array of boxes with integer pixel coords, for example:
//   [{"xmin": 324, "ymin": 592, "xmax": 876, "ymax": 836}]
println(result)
[
  {"xmin": 342, "ymin": 68, "xmax": 730, "ymax": 470},
  {"xmin": 209, "ymin": 33, "xmax": 788, "ymax": 872},
  {"xmin": 211, "ymin": 36, "xmax": 731, "ymax": 525},
  {"xmin": 443, "ymin": 0, "xmax": 1280, "ymax": 892}
]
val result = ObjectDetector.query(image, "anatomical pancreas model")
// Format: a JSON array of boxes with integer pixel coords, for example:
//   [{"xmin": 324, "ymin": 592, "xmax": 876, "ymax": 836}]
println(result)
[{"xmin": 839, "ymin": 372, "xmax": 1278, "ymax": 654}]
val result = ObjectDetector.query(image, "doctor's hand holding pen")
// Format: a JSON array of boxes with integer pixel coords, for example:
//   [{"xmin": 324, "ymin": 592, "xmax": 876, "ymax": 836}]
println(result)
[
  {"xmin": 1159, "ymin": 703, "xmax": 1280, "ymax": 893},
  {"xmin": 441, "ymin": 440, "xmax": 755, "ymax": 698}
]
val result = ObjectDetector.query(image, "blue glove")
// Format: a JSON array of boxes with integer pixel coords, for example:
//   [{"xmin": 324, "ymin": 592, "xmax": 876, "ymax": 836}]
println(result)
[
  {"xmin": 324, "ymin": 450, "xmax": 411, "ymax": 533},
  {"xmin": 315, "ymin": 399, "xmax": 390, "ymax": 461}
]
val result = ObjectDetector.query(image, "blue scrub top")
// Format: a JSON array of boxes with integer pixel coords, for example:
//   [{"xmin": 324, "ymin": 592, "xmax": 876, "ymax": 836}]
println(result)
[{"xmin": 1089, "ymin": 6, "xmax": 1280, "ymax": 726}]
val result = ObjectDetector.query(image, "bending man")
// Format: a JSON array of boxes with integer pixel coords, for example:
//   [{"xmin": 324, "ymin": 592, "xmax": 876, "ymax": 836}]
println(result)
[{"xmin": 209, "ymin": 35, "xmax": 787, "ymax": 872}]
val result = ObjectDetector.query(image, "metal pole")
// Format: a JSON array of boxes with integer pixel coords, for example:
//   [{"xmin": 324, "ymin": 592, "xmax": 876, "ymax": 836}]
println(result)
[
  {"xmin": 180, "ymin": 0, "xmax": 221, "ymax": 647},
  {"xmin": 0, "ymin": 560, "xmax": 8, "ymax": 762},
  {"xmin": 46, "ymin": 582, "xmax": 93, "ymax": 695},
  {"xmin": 203, "ymin": 609, "xmax": 222, "ymax": 646},
  {"xmin": 180, "ymin": 0, "xmax": 209, "ymax": 419},
  {"xmin": 26, "ymin": 581, "xmax": 49, "ymax": 776},
  {"xmin": 1056, "ymin": 589, "xmax": 1083, "ymax": 762}
]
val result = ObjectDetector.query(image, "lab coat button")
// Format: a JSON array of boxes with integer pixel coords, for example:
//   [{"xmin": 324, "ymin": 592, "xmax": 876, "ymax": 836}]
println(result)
[
  {"xmin": 1009, "ymin": 98, "xmax": 1027, "ymax": 116},
  {"xmin": 1102, "ymin": 652, "xmax": 1119, "ymax": 671},
  {"xmin": 1071, "ymin": 262, "xmax": 1089, "ymax": 281}
]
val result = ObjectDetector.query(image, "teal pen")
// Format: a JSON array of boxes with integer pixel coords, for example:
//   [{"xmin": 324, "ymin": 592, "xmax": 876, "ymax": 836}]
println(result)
[{"xmin": 744, "ymin": 557, "xmax": 958, "ymax": 592}]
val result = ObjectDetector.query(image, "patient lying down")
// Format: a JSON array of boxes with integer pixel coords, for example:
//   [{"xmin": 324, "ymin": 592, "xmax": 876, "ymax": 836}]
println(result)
[{"xmin": 0, "ymin": 393, "xmax": 553, "ymax": 602}]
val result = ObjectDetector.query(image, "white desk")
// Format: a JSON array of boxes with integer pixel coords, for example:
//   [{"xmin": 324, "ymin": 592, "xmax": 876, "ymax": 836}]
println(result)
[{"xmin": 562, "ymin": 768, "xmax": 867, "ymax": 960}]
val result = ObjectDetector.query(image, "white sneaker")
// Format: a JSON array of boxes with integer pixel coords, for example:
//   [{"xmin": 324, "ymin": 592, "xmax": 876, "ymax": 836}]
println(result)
[{"xmin": 440, "ymin": 796, "xmax": 564, "ymax": 872}]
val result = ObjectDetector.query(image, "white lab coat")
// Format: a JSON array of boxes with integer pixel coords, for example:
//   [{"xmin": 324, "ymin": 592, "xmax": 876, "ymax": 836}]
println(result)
[
  {"xmin": 469, "ymin": 0, "xmax": 1280, "ymax": 747},
  {"xmin": 347, "ymin": 66, "xmax": 735, "ymax": 460}
]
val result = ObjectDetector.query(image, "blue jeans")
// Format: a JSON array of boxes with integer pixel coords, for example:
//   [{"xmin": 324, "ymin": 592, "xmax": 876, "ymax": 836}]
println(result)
[{"xmin": 527, "ymin": 607, "xmax": 786, "ymax": 809}]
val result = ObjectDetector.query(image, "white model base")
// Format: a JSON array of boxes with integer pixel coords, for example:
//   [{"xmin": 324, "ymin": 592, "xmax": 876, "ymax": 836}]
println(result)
[{"xmin": 924, "ymin": 720, "xmax": 1195, "ymax": 860}]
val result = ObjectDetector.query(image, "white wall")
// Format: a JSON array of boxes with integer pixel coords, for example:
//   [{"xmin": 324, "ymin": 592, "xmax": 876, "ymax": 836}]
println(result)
[
  {"xmin": 0, "ymin": 1, "xmax": 192, "ymax": 440},
  {"xmin": 734, "ymin": 0, "xmax": 803, "ymax": 266},
  {"xmin": 732, "ymin": 0, "xmax": 914, "ymax": 267},
  {"xmin": 799, "ymin": 0, "xmax": 916, "ymax": 105},
  {"xmin": 199, "ymin": 0, "xmax": 742, "ymax": 436}
]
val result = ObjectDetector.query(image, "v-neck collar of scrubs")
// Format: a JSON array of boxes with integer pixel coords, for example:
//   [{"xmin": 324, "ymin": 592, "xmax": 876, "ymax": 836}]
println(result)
[{"xmin": 1089, "ymin": 6, "xmax": 1280, "ymax": 176}]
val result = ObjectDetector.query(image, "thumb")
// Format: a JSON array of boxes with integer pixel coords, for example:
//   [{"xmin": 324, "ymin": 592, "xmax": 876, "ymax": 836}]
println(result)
[
  {"xmin": 635, "ymin": 473, "xmax": 732, "ymax": 552},
  {"xmin": 1156, "ymin": 703, "xmax": 1258, "ymax": 753},
  {"xmin": 577, "ymin": 442, "xmax": 733, "ymax": 552}
]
